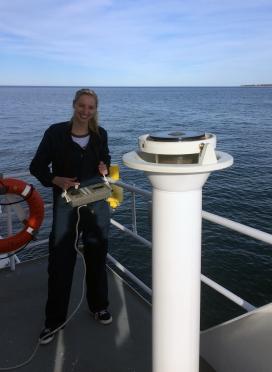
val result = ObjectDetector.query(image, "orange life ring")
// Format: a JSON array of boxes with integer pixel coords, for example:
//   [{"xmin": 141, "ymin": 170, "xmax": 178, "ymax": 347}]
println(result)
[{"xmin": 0, "ymin": 178, "xmax": 44, "ymax": 253}]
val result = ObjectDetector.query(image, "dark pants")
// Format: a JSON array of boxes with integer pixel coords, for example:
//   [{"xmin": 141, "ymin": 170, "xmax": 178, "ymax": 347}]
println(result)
[{"xmin": 45, "ymin": 195, "xmax": 110, "ymax": 329}]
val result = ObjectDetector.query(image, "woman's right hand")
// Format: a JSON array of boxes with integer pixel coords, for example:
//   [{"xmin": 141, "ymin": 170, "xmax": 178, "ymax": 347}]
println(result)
[{"xmin": 52, "ymin": 176, "xmax": 79, "ymax": 190}]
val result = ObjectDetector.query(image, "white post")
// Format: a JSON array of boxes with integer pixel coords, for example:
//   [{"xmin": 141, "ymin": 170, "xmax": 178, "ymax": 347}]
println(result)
[
  {"xmin": 152, "ymin": 188, "xmax": 202, "ymax": 371},
  {"xmin": 150, "ymin": 174, "xmax": 204, "ymax": 372},
  {"xmin": 122, "ymin": 131, "xmax": 233, "ymax": 372}
]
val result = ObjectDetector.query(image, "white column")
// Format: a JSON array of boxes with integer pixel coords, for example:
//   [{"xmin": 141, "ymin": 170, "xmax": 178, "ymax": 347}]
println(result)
[
  {"xmin": 123, "ymin": 144, "xmax": 233, "ymax": 372},
  {"xmin": 152, "ymin": 186, "xmax": 202, "ymax": 372}
]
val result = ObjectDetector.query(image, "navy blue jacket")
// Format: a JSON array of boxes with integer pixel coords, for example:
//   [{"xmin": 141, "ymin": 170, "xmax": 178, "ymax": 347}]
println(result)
[{"xmin": 30, "ymin": 121, "xmax": 111, "ymax": 190}]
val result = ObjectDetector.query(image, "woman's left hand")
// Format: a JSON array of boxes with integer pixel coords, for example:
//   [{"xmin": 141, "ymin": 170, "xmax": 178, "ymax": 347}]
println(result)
[{"xmin": 98, "ymin": 161, "xmax": 108, "ymax": 176}]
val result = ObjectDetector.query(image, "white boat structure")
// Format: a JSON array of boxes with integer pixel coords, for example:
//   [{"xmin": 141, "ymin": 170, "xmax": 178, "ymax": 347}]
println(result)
[{"xmin": 0, "ymin": 131, "xmax": 272, "ymax": 372}]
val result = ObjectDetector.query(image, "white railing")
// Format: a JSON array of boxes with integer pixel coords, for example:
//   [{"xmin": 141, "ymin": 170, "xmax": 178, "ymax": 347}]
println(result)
[
  {"xmin": 110, "ymin": 178, "xmax": 272, "ymax": 312},
  {"xmin": 2, "ymin": 172, "xmax": 272, "ymax": 312},
  {"xmin": 112, "ymin": 178, "xmax": 272, "ymax": 245},
  {"xmin": 202, "ymin": 210, "xmax": 272, "ymax": 245}
]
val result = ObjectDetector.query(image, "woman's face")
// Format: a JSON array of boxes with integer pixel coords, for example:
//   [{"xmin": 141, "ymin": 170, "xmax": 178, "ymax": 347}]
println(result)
[{"xmin": 73, "ymin": 94, "xmax": 97, "ymax": 124}]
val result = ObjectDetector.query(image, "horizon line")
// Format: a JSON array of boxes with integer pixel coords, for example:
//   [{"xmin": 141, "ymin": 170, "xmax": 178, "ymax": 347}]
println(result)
[{"xmin": 0, "ymin": 84, "xmax": 260, "ymax": 88}]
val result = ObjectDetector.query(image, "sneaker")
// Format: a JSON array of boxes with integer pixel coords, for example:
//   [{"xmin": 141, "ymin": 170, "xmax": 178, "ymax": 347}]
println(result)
[
  {"xmin": 93, "ymin": 310, "xmax": 112, "ymax": 325},
  {"xmin": 39, "ymin": 328, "xmax": 55, "ymax": 345}
]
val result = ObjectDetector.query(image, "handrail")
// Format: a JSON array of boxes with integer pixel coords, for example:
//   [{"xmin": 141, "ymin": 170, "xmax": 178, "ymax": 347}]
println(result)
[
  {"xmin": 107, "ymin": 253, "xmax": 152, "ymax": 296},
  {"xmin": 202, "ymin": 210, "xmax": 272, "ymax": 246},
  {"xmin": 200, "ymin": 274, "xmax": 255, "ymax": 312},
  {"xmin": 5, "ymin": 171, "xmax": 30, "ymax": 178},
  {"xmin": 111, "ymin": 218, "xmax": 152, "ymax": 248},
  {"xmin": 111, "ymin": 179, "xmax": 272, "ymax": 246},
  {"xmin": 110, "ymin": 218, "xmax": 256, "ymax": 312},
  {"xmin": 2, "ymin": 171, "xmax": 270, "ymax": 312},
  {"xmin": 5, "ymin": 172, "xmax": 271, "ymax": 247},
  {"xmin": 110, "ymin": 178, "xmax": 151, "ymax": 198}
]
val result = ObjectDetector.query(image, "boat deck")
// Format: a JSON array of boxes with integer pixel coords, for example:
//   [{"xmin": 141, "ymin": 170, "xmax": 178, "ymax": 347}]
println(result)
[
  {"xmin": 0, "ymin": 257, "xmax": 214, "ymax": 372},
  {"xmin": 201, "ymin": 302, "xmax": 272, "ymax": 372}
]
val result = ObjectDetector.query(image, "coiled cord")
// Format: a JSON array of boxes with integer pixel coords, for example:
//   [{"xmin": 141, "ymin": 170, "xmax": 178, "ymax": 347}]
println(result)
[{"xmin": 0, "ymin": 205, "xmax": 87, "ymax": 371}]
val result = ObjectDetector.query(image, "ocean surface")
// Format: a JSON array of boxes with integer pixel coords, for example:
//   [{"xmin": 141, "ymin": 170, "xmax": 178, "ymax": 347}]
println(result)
[{"xmin": 0, "ymin": 86, "xmax": 272, "ymax": 329}]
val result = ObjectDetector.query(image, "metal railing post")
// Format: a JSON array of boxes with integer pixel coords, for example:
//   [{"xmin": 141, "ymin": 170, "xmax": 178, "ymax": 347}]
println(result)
[
  {"xmin": 6, "ymin": 202, "xmax": 16, "ymax": 271},
  {"xmin": 131, "ymin": 187, "xmax": 137, "ymax": 234}
]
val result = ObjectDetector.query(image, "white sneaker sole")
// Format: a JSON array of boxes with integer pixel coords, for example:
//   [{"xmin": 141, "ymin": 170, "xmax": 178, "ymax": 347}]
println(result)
[
  {"xmin": 99, "ymin": 316, "xmax": 113, "ymax": 325},
  {"xmin": 39, "ymin": 335, "xmax": 55, "ymax": 345},
  {"xmin": 93, "ymin": 313, "xmax": 113, "ymax": 325}
]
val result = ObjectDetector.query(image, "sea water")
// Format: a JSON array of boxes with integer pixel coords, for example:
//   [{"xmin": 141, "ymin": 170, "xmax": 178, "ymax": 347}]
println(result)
[{"xmin": 0, "ymin": 86, "xmax": 272, "ymax": 328}]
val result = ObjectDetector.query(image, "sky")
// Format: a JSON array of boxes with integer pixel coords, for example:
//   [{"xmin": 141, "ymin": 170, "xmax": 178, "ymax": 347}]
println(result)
[{"xmin": 0, "ymin": 0, "xmax": 271, "ymax": 86}]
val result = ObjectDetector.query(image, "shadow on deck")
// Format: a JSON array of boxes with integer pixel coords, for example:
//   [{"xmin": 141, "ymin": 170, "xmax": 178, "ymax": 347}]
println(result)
[{"xmin": 0, "ymin": 257, "xmax": 214, "ymax": 372}]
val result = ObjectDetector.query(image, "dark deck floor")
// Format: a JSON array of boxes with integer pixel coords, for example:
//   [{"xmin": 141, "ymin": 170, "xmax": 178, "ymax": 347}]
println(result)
[{"xmin": 0, "ymin": 257, "xmax": 214, "ymax": 372}]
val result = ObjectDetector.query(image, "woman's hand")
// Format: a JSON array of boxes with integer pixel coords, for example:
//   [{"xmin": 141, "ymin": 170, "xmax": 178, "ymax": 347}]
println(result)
[
  {"xmin": 98, "ymin": 161, "xmax": 108, "ymax": 176},
  {"xmin": 52, "ymin": 176, "xmax": 79, "ymax": 190}
]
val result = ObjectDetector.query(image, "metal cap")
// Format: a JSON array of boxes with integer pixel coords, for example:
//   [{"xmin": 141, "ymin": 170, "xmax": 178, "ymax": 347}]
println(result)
[
  {"xmin": 148, "ymin": 131, "xmax": 209, "ymax": 142},
  {"xmin": 138, "ymin": 132, "xmax": 216, "ymax": 156}
]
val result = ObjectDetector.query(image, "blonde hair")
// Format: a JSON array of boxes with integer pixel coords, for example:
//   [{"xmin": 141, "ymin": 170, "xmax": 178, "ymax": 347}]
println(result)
[{"xmin": 72, "ymin": 88, "xmax": 99, "ymax": 134}]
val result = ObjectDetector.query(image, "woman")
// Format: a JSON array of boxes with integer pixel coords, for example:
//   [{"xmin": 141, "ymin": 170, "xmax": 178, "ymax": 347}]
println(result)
[{"xmin": 30, "ymin": 88, "xmax": 112, "ymax": 345}]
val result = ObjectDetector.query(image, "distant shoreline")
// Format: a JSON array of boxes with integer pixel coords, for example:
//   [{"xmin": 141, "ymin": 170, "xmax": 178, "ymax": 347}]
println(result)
[{"xmin": 240, "ymin": 84, "xmax": 272, "ymax": 87}]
